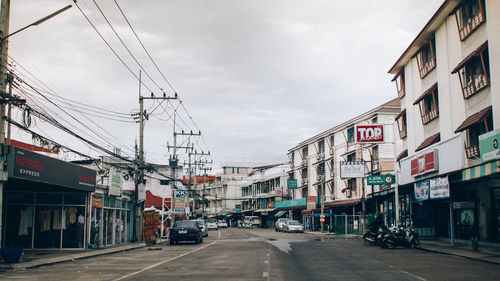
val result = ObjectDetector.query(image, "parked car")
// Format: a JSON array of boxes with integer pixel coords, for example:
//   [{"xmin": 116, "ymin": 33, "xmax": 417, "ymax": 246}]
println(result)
[
  {"xmin": 207, "ymin": 219, "xmax": 218, "ymax": 230},
  {"xmin": 218, "ymin": 220, "xmax": 228, "ymax": 228},
  {"xmin": 191, "ymin": 219, "xmax": 208, "ymax": 237},
  {"xmin": 275, "ymin": 218, "xmax": 289, "ymax": 232},
  {"xmin": 170, "ymin": 220, "xmax": 203, "ymax": 245},
  {"xmin": 283, "ymin": 220, "xmax": 304, "ymax": 233}
]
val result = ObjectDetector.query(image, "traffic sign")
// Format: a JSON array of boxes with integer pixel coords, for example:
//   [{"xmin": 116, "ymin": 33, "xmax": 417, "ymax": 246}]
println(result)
[{"xmin": 367, "ymin": 174, "xmax": 395, "ymax": 185}]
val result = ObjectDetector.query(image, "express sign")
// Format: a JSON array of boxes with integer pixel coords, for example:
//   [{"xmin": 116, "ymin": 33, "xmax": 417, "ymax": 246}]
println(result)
[{"xmin": 355, "ymin": 124, "xmax": 384, "ymax": 144}]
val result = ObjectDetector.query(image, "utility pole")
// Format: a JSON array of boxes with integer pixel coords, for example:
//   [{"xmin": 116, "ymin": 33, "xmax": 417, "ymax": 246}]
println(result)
[
  {"xmin": 136, "ymin": 73, "xmax": 177, "ymax": 240},
  {"xmin": 200, "ymin": 166, "xmax": 212, "ymax": 218},
  {"xmin": 186, "ymin": 150, "xmax": 210, "ymax": 218},
  {"xmin": 0, "ymin": 0, "xmax": 10, "ymax": 247},
  {"xmin": 168, "ymin": 129, "xmax": 198, "ymax": 221}
]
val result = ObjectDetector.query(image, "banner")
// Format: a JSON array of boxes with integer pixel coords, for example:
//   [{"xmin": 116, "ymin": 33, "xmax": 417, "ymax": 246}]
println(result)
[
  {"xmin": 414, "ymin": 179, "xmax": 429, "ymax": 201},
  {"xmin": 430, "ymin": 176, "xmax": 450, "ymax": 199},
  {"xmin": 109, "ymin": 169, "xmax": 123, "ymax": 197},
  {"xmin": 91, "ymin": 196, "xmax": 102, "ymax": 208}
]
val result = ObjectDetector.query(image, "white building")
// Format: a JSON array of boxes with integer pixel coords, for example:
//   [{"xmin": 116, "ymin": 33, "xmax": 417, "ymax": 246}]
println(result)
[
  {"xmin": 389, "ymin": 0, "xmax": 500, "ymax": 240},
  {"xmin": 287, "ymin": 99, "xmax": 400, "ymax": 229}
]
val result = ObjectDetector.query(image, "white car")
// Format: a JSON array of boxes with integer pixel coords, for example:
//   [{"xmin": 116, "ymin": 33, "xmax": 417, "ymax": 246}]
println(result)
[
  {"xmin": 283, "ymin": 220, "xmax": 304, "ymax": 233},
  {"xmin": 275, "ymin": 218, "xmax": 289, "ymax": 232},
  {"xmin": 191, "ymin": 219, "xmax": 208, "ymax": 237},
  {"xmin": 207, "ymin": 220, "xmax": 218, "ymax": 230},
  {"xmin": 217, "ymin": 220, "xmax": 228, "ymax": 228}
]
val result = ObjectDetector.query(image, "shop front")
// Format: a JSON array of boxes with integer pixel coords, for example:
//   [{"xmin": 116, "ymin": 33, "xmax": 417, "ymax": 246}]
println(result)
[
  {"xmin": 90, "ymin": 185, "xmax": 134, "ymax": 247},
  {"xmin": 2, "ymin": 146, "xmax": 96, "ymax": 250}
]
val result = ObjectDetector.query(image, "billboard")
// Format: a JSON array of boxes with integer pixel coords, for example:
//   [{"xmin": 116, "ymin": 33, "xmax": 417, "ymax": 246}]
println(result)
[
  {"xmin": 355, "ymin": 124, "xmax": 384, "ymax": 144},
  {"xmin": 340, "ymin": 161, "xmax": 365, "ymax": 178}
]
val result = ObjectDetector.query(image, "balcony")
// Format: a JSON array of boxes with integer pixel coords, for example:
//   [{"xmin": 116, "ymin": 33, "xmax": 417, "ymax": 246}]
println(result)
[
  {"xmin": 419, "ymin": 60, "xmax": 435, "ymax": 78},
  {"xmin": 422, "ymin": 109, "xmax": 439, "ymax": 124},
  {"xmin": 463, "ymin": 74, "xmax": 488, "ymax": 99}
]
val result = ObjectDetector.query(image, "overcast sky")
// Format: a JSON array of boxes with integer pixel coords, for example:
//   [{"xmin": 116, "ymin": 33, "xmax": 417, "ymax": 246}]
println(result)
[{"xmin": 8, "ymin": 0, "xmax": 443, "ymax": 171}]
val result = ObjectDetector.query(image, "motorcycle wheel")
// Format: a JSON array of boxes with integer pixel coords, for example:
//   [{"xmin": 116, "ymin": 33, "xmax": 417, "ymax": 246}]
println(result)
[
  {"xmin": 413, "ymin": 238, "xmax": 421, "ymax": 249},
  {"xmin": 385, "ymin": 239, "xmax": 396, "ymax": 249},
  {"xmin": 364, "ymin": 236, "xmax": 375, "ymax": 246}
]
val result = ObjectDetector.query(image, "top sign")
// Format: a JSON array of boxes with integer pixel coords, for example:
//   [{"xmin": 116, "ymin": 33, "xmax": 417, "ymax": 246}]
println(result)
[
  {"xmin": 479, "ymin": 128, "xmax": 500, "ymax": 162},
  {"xmin": 355, "ymin": 124, "xmax": 384, "ymax": 144}
]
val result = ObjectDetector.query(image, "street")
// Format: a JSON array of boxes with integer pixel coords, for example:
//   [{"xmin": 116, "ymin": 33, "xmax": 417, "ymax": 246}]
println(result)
[{"xmin": 1, "ymin": 228, "xmax": 499, "ymax": 281}]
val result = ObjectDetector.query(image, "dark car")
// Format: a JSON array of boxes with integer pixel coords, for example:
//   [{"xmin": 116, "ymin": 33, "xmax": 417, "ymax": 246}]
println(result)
[{"xmin": 170, "ymin": 220, "xmax": 203, "ymax": 245}]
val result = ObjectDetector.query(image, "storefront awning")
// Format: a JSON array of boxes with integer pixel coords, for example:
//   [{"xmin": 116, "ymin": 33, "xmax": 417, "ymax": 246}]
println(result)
[
  {"xmin": 415, "ymin": 133, "xmax": 440, "ymax": 152},
  {"xmin": 274, "ymin": 210, "xmax": 287, "ymax": 218},
  {"xmin": 462, "ymin": 160, "xmax": 500, "ymax": 181},
  {"xmin": 455, "ymin": 106, "xmax": 492, "ymax": 133},
  {"xmin": 325, "ymin": 199, "xmax": 361, "ymax": 208},
  {"xmin": 254, "ymin": 208, "xmax": 275, "ymax": 213}
]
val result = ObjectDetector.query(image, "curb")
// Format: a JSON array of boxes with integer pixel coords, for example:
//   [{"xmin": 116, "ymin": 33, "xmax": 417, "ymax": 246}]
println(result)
[
  {"xmin": 419, "ymin": 247, "xmax": 500, "ymax": 266},
  {"xmin": 1, "ymin": 242, "xmax": 152, "ymax": 271}
]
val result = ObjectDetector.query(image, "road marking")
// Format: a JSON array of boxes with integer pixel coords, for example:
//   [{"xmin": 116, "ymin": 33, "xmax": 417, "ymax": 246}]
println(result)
[
  {"xmin": 112, "ymin": 233, "xmax": 220, "ymax": 281},
  {"xmin": 376, "ymin": 261, "xmax": 426, "ymax": 281}
]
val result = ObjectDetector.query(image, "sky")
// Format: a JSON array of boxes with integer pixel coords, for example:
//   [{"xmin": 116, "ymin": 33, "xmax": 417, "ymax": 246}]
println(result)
[{"xmin": 8, "ymin": 0, "xmax": 443, "ymax": 172}]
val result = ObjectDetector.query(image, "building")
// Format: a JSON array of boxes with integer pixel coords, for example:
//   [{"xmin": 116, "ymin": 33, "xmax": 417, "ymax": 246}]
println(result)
[
  {"xmin": 287, "ymin": 99, "xmax": 400, "ymax": 231},
  {"xmin": 240, "ymin": 164, "xmax": 290, "ymax": 227},
  {"xmin": 389, "ymin": 0, "xmax": 500, "ymax": 241}
]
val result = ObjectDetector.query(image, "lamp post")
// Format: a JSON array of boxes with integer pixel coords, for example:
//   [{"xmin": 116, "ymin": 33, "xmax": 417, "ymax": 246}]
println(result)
[{"xmin": 0, "ymin": 0, "xmax": 72, "ymax": 246}]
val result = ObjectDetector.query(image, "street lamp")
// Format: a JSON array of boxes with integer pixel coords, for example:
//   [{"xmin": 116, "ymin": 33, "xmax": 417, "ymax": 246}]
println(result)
[{"xmin": 1, "ymin": 5, "xmax": 72, "ymax": 41}]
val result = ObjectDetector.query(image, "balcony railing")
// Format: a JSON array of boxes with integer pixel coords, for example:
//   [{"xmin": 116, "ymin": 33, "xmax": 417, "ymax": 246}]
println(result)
[
  {"xmin": 465, "ymin": 144, "xmax": 480, "ymax": 159},
  {"xmin": 422, "ymin": 109, "xmax": 438, "ymax": 124},
  {"xmin": 419, "ymin": 60, "xmax": 435, "ymax": 78},
  {"xmin": 459, "ymin": 12, "xmax": 485, "ymax": 41},
  {"xmin": 463, "ymin": 74, "xmax": 488, "ymax": 99}
]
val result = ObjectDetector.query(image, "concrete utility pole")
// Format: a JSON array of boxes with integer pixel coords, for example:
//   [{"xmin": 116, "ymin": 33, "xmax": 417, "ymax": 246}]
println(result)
[
  {"xmin": 136, "ymin": 74, "xmax": 177, "ymax": 240},
  {"xmin": 186, "ymin": 150, "xmax": 210, "ymax": 218}
]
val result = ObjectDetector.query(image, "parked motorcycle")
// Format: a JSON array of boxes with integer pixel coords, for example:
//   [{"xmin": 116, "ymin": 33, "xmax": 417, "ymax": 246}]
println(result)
[
  {"xmin": 380, "ymin": 225, "xmax": 421, "ymax": 249},
  {"xmin": 363, "ymin": 226, "xmax": 387, "ymax": 246}
]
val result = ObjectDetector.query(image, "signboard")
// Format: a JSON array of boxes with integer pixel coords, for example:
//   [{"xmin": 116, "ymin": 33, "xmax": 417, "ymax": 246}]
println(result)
[
  {"xmin": 367, "ymin": 174, "xmax": 395, "ymax": 185},
  {"xmin": 262, "ymin": 184, "xmax": 269, "ymax": 193},
  {"xmin": 355, "ymin": 124, "xmax": 384, "ymax": 144},
  {"xmin": 306, "ymin": 196, "xmax": 316, "ymax": 210},
  {"xmin": 479, "ymin": 128, "xmax": 500, "ymax": 162},
  {"xmin": 340, "ymin": 161, "xmax": 365, "ymax": 178},
  {"xmin": 174, "ymin": 190, "xmax": 186, "ymax": 213},
  {"xmin": 275, "ymin": 198, "xmax": 306, "ymax": 208},
  {"xmin": 275, "ymin": 196, "xmax": 283, "ymax": 202},
  {"xmin": 429, "ymin": 176, "xmax": 449, "ymax": 199},
  {"xmin": 7, "ymin": 146, "xmax": 96, "ymax": 192},
  {"xmin": 268, "ymin": 201, "xmax": 274, "ymax": 208},
  {"xmin": 109, "ymin": 169, "xmax": 123, "ymax": 197},
  {"xmin": 452, "ymin": 201, "xmax": 475, "ymax": 209},
  {"xmin": 414, "ymin": 179, "xmax": 429, "ymax": 201},
  {"xmin": 287, "ymin": 179, "xmax": 298, "ymax": 189},
  {"xmin": 91, "ymin": 196, "xmax": 102, "ymax": 208},
  {"xmin": 410, "ymin": 150, "xmax": 438, "ymax": 176}
]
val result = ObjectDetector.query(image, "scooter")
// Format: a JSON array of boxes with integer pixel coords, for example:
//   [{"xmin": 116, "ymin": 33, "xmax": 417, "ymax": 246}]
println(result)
[
  {"xmin": 381, "ymin": 225, "xmax": 421, "ymax": 249},
  {"xmin": 363, "ymin": 226, "xmax": 387, "ymax": 246}
]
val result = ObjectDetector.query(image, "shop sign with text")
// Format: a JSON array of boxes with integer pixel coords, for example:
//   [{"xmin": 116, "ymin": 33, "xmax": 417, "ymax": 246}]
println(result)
[
  {"xmin": 340, "ymin": 161, "xmax": 365, "ymax": 178},
  {"xmin": 367, "ymin": 174, "xmax": 395, "ymax": 185},
  {"xmin": 414, "ymin": 179, "xmax": 429, "ymax": 201},
  {"xmin": 410, "ymin": 150, "xmax": 438, "ymax": 176},
  {"xmin": 355, "ymin": 124, "xmax": 384, "ymax": 144},
  {"xmin": 307, "ymin": 196, "xmax": 316, "ymax": 210},
  {"xmin": 429, "ymin": 176, "xmax": 449, "ymax": 199},
  {"xmin": 287, "ymin": 179, "xmax": 298, "ymax": 189},
  {"xmin": 479, "ymin": 128, "xmax": 500, "ymax": 162}
]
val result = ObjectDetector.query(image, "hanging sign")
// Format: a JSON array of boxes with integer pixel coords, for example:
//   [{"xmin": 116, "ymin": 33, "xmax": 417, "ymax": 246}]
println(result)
[
  {"xmin": 414, "ymin": 179, "xmax": 430, "ymax": 201},
  {"xmin": 109, "ymin": 169, "xmax": 123, "ymax": 197},
  {"xmin": 92, "ymin": 196, "xmax": 102, "ymax": 208},
  {"xmin": 287, "ymin": 179, "xmax": 298, "ymax": 189},
  {"xmin": 340, "ymin": 161, "xmax": 365, "ymax": 178},
  {"xmin": 306, "ymin": 196, "xmax": 316, "ymax": 210},
  {"xmin": 367, "ymin": 174, "xmax": 395, "ymax": 185},
  {"xmin": 429, "ymin": 176, "xmax": 449, "ymax": 199},
  {"xmin": 479, "ymin": 128, "xmax": 500, "ymax": 162},
  {"xmin": 355, "ymin": 124, "xmax": 384, "ymax": 143}
]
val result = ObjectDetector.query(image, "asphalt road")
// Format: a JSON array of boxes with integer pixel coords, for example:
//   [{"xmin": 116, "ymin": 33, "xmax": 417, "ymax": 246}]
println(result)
[{"xmin": 1, "ymin": 228, "xmax": 499, "ymax": 280}]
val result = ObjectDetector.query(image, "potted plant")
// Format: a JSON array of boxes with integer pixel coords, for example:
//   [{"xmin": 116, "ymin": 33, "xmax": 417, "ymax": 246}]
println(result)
[{"xmin": 470, "ymin": 237, "xmax": 479, "ymax": 252}]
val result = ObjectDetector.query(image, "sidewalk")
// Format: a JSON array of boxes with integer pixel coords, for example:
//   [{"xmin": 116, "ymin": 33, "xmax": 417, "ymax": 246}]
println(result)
[
  {"xmin": 420, "ymin": 237, "xmax": 500, "ymax": 265},
  {"xmin": 304, "ymin": 231, "xmax": 500, "ymax": 265},
  {"xmin": 0, "ymin": 241, "xmax": 163, "ymax": 271}
]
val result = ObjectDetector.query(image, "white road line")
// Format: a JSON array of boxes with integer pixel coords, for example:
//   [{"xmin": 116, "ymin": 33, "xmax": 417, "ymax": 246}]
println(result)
[
  {"xmin": 376, "ymin": 261, "xmax": 426, "ymax": 281},
  {"xmin": 112, "ymin": 230, "xmax": 220, "ymax": 281}
]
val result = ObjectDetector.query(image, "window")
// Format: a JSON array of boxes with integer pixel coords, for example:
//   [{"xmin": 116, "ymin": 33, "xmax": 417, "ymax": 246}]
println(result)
[
  {"xmin": 455, "ymin": 106, "xmax": 492, "ymax": 159},
  {"xmin": 392, "ymin": 71, "xmax": 405, "ymax": 98},
  {"xmin": 416, "ymin": 39, "xmax": 436, "ymax": 79},
  {"xmin": 465, "ymin": 115, "xmax": 492, "ymax": 158},
  {"xmin": 452, "ymin": 42, "xmax": 489, "ymax": 99},
  {"xmin": 395, "ymin": 110, "xmax": 407, "ymax": 139},
  {"xmin": 454, "ymin": 0, "xmax": 486, "ymax": 41},
  {"xmin": 346, "ymin": 153, "xmax": 356, "ymax": 162},
  {"xmin": 330, "ymin": 135, "xmax": 335, "ymax": 147},
  {"xmin": 414, "ymin": 83, "xmax": 439, "ymax": 125},
  {"xmin": 302, "ymin": 146, "xmax": 308, "ymax": 158},
  {"xmin": 318, "ymin": 163, "xmax": 325, "ymax": 176},
  {"xmin": 318, "ymin": 139, "xmax": 325, "ymax": 154},
  {"xmin": 347, "ymin": 127, "xmax": 354, "ymax": 143}
]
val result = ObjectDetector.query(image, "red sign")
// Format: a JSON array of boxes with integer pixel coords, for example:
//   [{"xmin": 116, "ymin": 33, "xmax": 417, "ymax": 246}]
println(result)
[
  {"xmin": 410, "ymin": 150, "xmax": 438, "ymax": 176},
  {"xmin": 355, "ymin": 124, "xmax": 384, "ymax": 143},
  {"xmin": 268, "ymin": 201, "xmax": 273, "ymax": 208}
]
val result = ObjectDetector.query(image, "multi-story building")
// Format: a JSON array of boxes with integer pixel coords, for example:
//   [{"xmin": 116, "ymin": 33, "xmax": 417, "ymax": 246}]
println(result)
[
  {"xmin": 389, "ymin": 0, "xmax": 500, "ymax": 241},
  {"xmin": 287, "ymin": 99, "xmax": 400, "ymax": 230},
  {"xmin": 240, "ymin": 164, "xmax": 290, "ymax": 227},
  {"xmin": 203, "ymin": 162, "xmax": 265, "ymax": 216}
]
